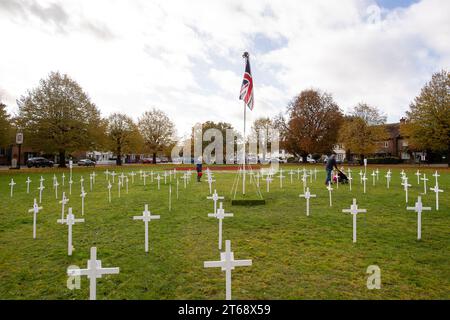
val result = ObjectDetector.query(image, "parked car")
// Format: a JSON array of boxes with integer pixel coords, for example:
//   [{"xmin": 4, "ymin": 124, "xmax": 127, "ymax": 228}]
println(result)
[
  {"xmin": 142, "ymin": 157, "xmax": 161, "ymax": 164},
  {"xmin": 26, "ymin": 157, "xmax": 54, "ymax": 168},
  {"xmin": 306, "ymin": 158, "xmax": 316, "ymax": 163},
  {"xmin": 78, "ymin": 159, "xmax": 96, "ymax": 167}
]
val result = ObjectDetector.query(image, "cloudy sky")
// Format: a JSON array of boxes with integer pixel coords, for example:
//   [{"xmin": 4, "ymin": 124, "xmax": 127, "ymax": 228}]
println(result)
[{"xmin": 0, "ymin": 0, "xmax": 448, "ymax": 137}]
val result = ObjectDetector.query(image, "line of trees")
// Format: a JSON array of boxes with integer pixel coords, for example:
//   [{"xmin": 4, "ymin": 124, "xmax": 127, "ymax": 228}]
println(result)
[
  {"xmin": 1, "ymin": 69, "xmax": 448, "ymax": 166},
  {"xmin": 2, "ymin": 71, "xmax": 177, "ymax": 167}
]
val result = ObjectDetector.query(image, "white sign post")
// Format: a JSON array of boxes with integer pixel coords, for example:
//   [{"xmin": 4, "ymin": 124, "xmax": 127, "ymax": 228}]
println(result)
[
  {"xmin": 203, "ymin": 240, "xmax": 252, "ymax": 300},
  {"xmin": 407, "ymin": 196, "xmax": 431, "ymax": 240},
  {"xmin": 208, "ymin": 202, "xmax": 233, "ymax": 250},
  {"xmin": 28, "ymin": 198, "xmax": 43, "ymax": 239},
  {"xmin": 342, "ymin": 199, "xmax": 367, "ymax": 243},
  {"xmin": 299, "ymin": 187, "xmax": 316, "ymax": 217},
  {"xmin": 57, "ymin": 208, "xmax": 85, "ymax": 256},
  {"xmin": 133, "ymin": 204, "xmax": 160, "ymax": 253},
  {"xmin": 67, "ymin": 247, "xmax": 120, "ymax": 300}
]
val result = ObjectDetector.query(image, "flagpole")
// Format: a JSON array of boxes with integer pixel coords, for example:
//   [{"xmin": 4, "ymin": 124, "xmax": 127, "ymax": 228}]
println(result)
[{"xmin": 243, "ymin": 99, "xmax": 246, "ymax": 196}]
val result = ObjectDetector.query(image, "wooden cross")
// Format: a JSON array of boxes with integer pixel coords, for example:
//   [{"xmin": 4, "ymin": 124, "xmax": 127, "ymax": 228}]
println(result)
[
  {"xmin": 299, "ymin": 187, "xmax": 316, "ymax": 216},
  {"xmin": 407, "ymin": 196, "xmax": 431, "ymax": 240},
  {"xmin": 207, "ymin": 189, "xmax": 224, "ymax": 214},
  {"xmin": 208, "ymin": 202, "xmax": 233, "ymax": 250},
  {"xmin": 67, "ymin": 247, "xmax": 120, "ymax": 300},
  {"xmin": 9, "ymin": 178, "xmax": 16, "ymax": 197},
  {"xmin": 28, "ymin": 198, "xmax": 43, "ymax": 239},
  {"xmin": 59, "ymin": 192, "xmax": 69, "ymax": 220},
  {"xmin": 26, "ymin": 177, "xmax": 31, "ymax": 194},
  {"xmin": 133, "ymin": 204, "xmax": 160, "ymax": 253},
  {"xmin": 342, "ymin": 199, "xmax": 367, "ymax": 243},
  {"xmin": 57, "ymin": 208, "xmax": 85, "ymax": 256},
  {"xmin": 204, "ymin": 240, "xmax": 252, "ymax": 300},
  {"xmin": 430, "ymin": 184, "xmax": 443, "ymax": 211}
]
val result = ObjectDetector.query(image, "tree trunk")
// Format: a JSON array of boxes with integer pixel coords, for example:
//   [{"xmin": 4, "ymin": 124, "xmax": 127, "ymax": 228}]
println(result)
[
  {"xmin": 59, "ymin": 150, "xmax": 66, "ymax": 168},
  {"xmin": 152, "ymin": 152, "xmax": 156, "ymax": 165},
  {"xmin": 116, "ymin": 146, "xmax": 122, "ymax": 166}
]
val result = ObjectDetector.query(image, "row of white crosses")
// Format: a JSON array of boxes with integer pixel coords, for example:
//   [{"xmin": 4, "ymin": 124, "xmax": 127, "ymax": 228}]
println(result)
[
  {"xmin": 204, "ymin": 189, "xmax": 252, "ymax": 300},
  {"xmin": 133, "ymin": 204, "xmax": 160, "ymax": 253}
]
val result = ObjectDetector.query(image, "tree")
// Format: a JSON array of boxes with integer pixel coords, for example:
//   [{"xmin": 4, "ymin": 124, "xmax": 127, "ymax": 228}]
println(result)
[
  {"xmin": 16, "ymin": 72, "xmax": 103, "ymax": 167},
  {"xmin": 0, "ymin": 101, "xmax": 12, "ymax": 147},
  {"xmin": 106, "ymin": 113, "xmax": 142, "ymax": 165},
  {"xmin": 283, "ymin": 89, "xmax": 343, "ymax": 158},
  {"xmin": 138, "ymin": 108, "xmax": 175, "ymax": 163},
  {"xmin": 190, "ymin": 121, "xmax": 234, "ymax": 163},
  {"xmin": 338, "ymin": 103, "xmax": 388, "ymax": 162},
  {"xmin": 400, "ymin": 70, "xmax": 450, "ymax": 163}
]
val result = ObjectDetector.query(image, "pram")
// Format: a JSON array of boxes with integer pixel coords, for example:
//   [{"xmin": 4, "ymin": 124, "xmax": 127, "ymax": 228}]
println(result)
[{"xmin": 333, "ymin": 170, "xmax": 349, "ymax": 184}]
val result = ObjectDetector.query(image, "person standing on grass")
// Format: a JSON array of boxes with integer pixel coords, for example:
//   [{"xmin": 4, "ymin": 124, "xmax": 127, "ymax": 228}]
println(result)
[
  {"xmin": 325, "ymin": 153, "xmax": 338, "ymax": 185},
  {"xmin": 196, "ymin": 157, "xmax": 203, "ymax": 182}
]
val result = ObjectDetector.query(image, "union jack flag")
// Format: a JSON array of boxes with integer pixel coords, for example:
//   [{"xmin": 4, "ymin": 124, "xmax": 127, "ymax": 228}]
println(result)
[{"xmin": 239, "ymin": 52, "xmax": 254, "ymax": 110}]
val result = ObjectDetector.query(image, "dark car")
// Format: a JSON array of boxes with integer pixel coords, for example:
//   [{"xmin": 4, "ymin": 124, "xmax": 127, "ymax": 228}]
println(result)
[
  {"xmin": 78, "ymin": 159, "xmax": 96, "ymax": 167},
  {"xmin": 26, "ymin": 157, "xmax": 54, "ymax": 168}
]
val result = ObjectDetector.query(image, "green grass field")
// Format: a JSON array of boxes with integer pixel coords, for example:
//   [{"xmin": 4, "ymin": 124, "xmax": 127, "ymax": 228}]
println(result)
[{"xmin": 0, "ymin": 164, "xmax": 449, "ymax": 300}]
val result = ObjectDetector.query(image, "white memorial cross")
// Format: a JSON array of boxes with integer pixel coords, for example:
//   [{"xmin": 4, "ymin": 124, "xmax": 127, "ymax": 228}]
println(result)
[
  {"xmin": 385, "ymin": 172, "xmax": 392, "ymax": 189},
  {"xmin": 68, "ymin": 178, "xmax": 73, "ymax": 195},
  {"xmin": 80, "ymin": 188, "xmax": 87, "ymax": 216},
  {"xmin": 91, "ymin": 171, "xmax": 96, "ymax": 184},
  {"xmin": 119, "ymin": 173, "xmax": 126, "ymax": 186},
  {"xmin": 309, "ymin": 169, "xmax": 313, "ymax": 183},
  {"xmin": 432, "ymin": 171, "xmax": 440, "ymax": 186},
  {"xmin": 407, "ymin": 196, "xmax": 431, "ymax": 240},
  {"xmin": 208, "ymin": 202, "xmax": 233, "ymax": 250},
  {"xmin": 421, "ymin": 174, "xmax": 428, "ymax": 195},
  {"xmin": 415, "ymin": 170, "xmax": 421, "ymax": 185},
  {"xmin": 62, "ymin": 173, "xmax": 65, "ymax": 186},
  {"xmin": 299, "ymin": 187, "xmax": 316, "ymax": 216},
  {"xmin": 151, "ymin": 171, "xmax": 154, "ymax": 183},
  {"xmin": 117, "ymin": 179, "xmax": 121, "ymax": 198},
  {"xmin": 176, "ymin": 178, "xmax": 179, "ymax": 199},
  {"xmin": 89, "ymin": 174, "xmax": 93, "ymax": 191},
  {"xmin": 371, "ymin": 170, "xmax": 376, "ymax": 186},
  {"xmin": 133, "ymin": 204, "xmax": 160, "ymax": 253},
  {"xmin": 67, "ymin": 247, "xmax": 120, "ymax": 300},
  {"xmin": 327, "ymin": 181, "xmax": 333, "ymax": 207},
  {"xmin": 59, "ymin": 192, "xmax": 69, "ymax": 220},
  {"xmin": 125, "ymin": 177, "xmax": 129, "ymax": 194},
  {"xmin": 314, "ymin": 168, "xmax": 318, "ymax": 180},
  {"xmin": 9, "ymin": 178, "xmax": 16, "ymax": 197},
  {"xmin": 181, "ymin": 173, "xmax": 188, "ymax": 189},
  {"xmin": 207, "ymin": 189, "xmax": 224, "ymax": 214},
  {"xmin": 129, "ymin": 171, "xmax": 136, "ymax": 184},
  {"xmin": 164, "ymin": 171, "xmax": 168, "ymax": 184},
  {"xmin": 142, "ymin": 172, "xmax": 148, "ymax": 186},
  {"xmin": 38, "ymin": 182, "xmax": 45, "ymax": 203},
  {"xmin": 278, "ymin": 169, "xmax": 285, "ymax": 189},
  {"xmin": 348, "ymin": 172, "xmax": 353, "ymax": 191},
  {"xmin": 401, "ymin": 177, "xmax": 411, "ymax": 203},
  {"xmin": 57, "ymin": 208, "xmax": 85, "ymax": 256},
  {"xmin": 265, "ymin": 175, "xmax": 273, "ymax": 192},
  {"xmin": 362, "ymin": 174, "xmax": 368, "ymax": 194},
  {"xmin": 54, "ymin": 179, "xmax": 59, "ymax": 199},
  {"xmin": 156, "ymin": 174, "xmax": 161, "ymax": 190},
  {"xmin": 203, "ymin": 240, "xmax": 252, "ymax": 300},
  {"xmin": 375, "ymin": 168, "xmax": 380, "ymax": 181},
  {"xmin": 342, "ymin": 199, "xmax": 367, "ymax": 243},
  {"xmin": 104, "ymin": 169, "xmax": 110, "ymax": 180},
  {"xmin": 334, "ymin": 171, "xmax": 339, "ymax": 189},
  {"xmin": 110, "ymin": 171, "xmax": 116, "ymax": 183},
  {"xmin": 26, "ymin": 177, "xmax": 32, "ymax": 194},
  {"xmin": 107, "ymin": 182, "xmax": 112, "ymax": 203},
  {"xmin": 301, "ymin": 173, "xmax": 308, "ymax": 193},
  {"xmin": 289, "ymin": 170, "xmax": 294, "ymax": 184},
  {"xmin": 430, "ymin": 184, "xmax": 443, "ymax": 211},
  {"xmin": 52, "ymin": 174, "xmax": 57, "ymax": 189},
  {"xmin": 359, "ymin": 170, "xmax": 363, "ymax": 184},
  {"xmin": 40, "ymin": 176, "xmax": 45, "ymax": 184},
  {"xmin": 207, "ymin": 175, "xmax": 216, "ymax": 195},
  {"xmin": 80, "ymin": 176, "xmax": 84, "ymax": 189},
  {"xmin": 28, "ymin": 198, "xmax": 43, "ymax": 239}
]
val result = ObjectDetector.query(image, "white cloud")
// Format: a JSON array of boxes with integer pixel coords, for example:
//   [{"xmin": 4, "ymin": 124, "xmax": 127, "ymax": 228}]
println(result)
[{"xmin": 0, "ymin": 0, "xmax": 448, "ymax": 138}]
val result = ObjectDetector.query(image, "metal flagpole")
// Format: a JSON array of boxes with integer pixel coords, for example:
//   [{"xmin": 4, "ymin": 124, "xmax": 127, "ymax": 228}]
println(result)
[{"xmin": 243, "ymin": 100, "xmax": 246, "ymax": 196}]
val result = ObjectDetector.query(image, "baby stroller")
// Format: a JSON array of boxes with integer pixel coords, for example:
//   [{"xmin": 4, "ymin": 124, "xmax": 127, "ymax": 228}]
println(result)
[{"xmin": 333, "ymin": 170, "xmax": 349, "ymax": 184}]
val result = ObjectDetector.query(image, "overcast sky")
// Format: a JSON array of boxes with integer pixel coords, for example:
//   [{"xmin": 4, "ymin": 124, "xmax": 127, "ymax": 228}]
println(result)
[{"xmin": 0, "ymin": 0, "xmax": 448, "ymax": 138}]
